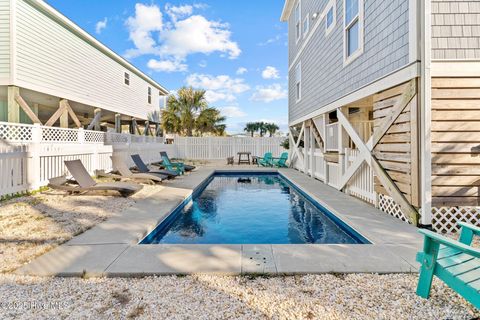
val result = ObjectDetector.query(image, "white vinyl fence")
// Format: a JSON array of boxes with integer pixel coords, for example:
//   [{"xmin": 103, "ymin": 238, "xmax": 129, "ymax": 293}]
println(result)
[
  {"xmin": 0, "ymin": 121, "xmax": 285, "ymax": 198},
  {"xmin": 174, "ymin": 136, "xmax": 286, "ymax": 160}
]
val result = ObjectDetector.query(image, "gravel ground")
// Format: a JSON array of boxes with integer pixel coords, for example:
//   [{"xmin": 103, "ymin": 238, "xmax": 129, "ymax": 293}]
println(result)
[{"xmin": 0, "ymin": 184, "xmax": 479, "ymax": 319}]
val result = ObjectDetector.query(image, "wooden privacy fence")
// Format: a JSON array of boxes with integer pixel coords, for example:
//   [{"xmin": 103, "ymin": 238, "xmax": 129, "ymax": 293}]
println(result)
[{"xmin": 174, "ymin": 136, "xmax": 286, "ymax": 160}]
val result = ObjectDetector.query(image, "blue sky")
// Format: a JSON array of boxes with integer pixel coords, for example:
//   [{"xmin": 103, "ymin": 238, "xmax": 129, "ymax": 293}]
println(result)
[{"xmin": 46, "ymin": 0, "xmax": 289, "ymax": 134}]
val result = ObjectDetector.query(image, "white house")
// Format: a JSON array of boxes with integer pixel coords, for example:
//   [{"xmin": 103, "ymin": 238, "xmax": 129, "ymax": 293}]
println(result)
[{"xmin": 0, "ymin": 0, "xmax": 168, "ymax": 132}]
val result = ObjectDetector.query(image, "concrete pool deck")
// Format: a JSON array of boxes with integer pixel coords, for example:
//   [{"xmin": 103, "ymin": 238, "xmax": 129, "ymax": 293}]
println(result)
[{"xmin": 17, "ymin": 167, "xmax": 422, "ymax": 277}]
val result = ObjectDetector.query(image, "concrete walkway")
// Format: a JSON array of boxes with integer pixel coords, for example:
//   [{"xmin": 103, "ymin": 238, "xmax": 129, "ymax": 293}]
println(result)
[{"xmin": 17, "ymin": 166, "xmax": 422, "ymax": 277}]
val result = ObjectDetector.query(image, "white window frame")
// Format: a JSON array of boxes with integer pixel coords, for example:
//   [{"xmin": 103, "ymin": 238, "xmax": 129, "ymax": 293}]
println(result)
[
  {"xmin": 343, "ymin": 0, "xmax": 364, "ymax": 66},
  {"xmin": 325, "ymin": 1, "xmax": 336, "ymax": 36},
  {"xmin": 295, "ymin": 1, "xmax": 302, "ymax": 44},
  {"xmin": 124, "ymin": 72, "xmax": 130, "ymax": 86},
  {"xmin": 302, "ymin": 13, "xmax": 310, "ymax": 38},
  {"xmin": 295, "ymin": 62, "xmax": 302, "ymax": 102}
]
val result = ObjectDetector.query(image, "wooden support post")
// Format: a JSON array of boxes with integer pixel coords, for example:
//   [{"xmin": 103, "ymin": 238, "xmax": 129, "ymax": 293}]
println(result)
[
  {"xmin": 94, "ymin": 109, "xmax": 101, "ymax": 131},
  {"xmin": 60, "ymin": 106, "xmax": 68, "ymax": 128},
  {"xmin": 61, "ymin": 100, "xmax": 82, "ymax": 128},
  {"xmin": 144, "ymin": 120, "xmax": 149, "ymax": 136},
  {"xmin": 33, "ymin": 103, "xmax": 39, "ymax": 117},
  {"xmin": 7, "ymin": 86, "xmax": 20, "ymax": 123},
  {"xmin": 14, "ymin": 95, "xmax": 42, "ymax": 124},
  {"xmin": 155, "ymin": 123, "xmax": 161, "ymax": 136},
  {"xmin": 303, "ymin": 122, "xmax": 309, "ymax": 174},
  {"xmin": 131, "ymin": 118, "xmax": 141, "ymax": 135},
  {"xmin": 115, "ymin": 114, "xmax": 121, "ymax": 133},
  {"xmin": 45, "ymin": 102, "xmax": 67, "ymax": 127}
]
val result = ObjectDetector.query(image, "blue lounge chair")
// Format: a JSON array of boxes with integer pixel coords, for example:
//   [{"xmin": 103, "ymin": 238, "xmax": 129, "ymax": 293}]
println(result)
[{"xmin": 257, "ymin": 152, "xmax": 273, "ymax": 167}]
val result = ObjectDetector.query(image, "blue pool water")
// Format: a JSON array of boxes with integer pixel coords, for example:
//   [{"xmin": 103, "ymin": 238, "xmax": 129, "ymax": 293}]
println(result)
[{"xmin": 141, "ymin": 173, "xmax": 368, "ymax": 244}]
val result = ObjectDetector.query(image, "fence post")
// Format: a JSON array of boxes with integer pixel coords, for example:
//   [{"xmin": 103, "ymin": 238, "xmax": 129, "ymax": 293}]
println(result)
[
  {"xmin": 27, "ymin": 123, "xmax": 42, "ymax": 189},
  {"xmin": 78, "ymin": 127, "xmax": 85, "ymax": 144}
]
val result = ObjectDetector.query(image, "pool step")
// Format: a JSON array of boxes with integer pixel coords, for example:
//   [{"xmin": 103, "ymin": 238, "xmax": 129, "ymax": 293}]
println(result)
[{"xmin": 241, "ymin": 245, "xmax": 277, "ymax": 274}]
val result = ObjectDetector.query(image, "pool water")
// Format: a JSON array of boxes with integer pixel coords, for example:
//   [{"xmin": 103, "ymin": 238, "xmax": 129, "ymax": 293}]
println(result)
[{"xmin": 141, "ymin": 173, "xmax": 368, "ymax": 244}]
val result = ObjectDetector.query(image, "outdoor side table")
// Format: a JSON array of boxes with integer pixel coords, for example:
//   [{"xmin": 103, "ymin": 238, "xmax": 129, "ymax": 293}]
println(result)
[{"xmin": 237, "ymin": 152, "xmax": 251, "ymax": 165}]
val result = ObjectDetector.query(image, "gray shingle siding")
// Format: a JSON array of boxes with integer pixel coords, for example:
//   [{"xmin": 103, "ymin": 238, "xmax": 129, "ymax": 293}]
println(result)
[
  {"xmin": 288, "ymin": 0, "xmax": 410, "ymax": 123},
  {"xmin": 431, "ymin": 0, "xmax": 480, "ymax": 59}
]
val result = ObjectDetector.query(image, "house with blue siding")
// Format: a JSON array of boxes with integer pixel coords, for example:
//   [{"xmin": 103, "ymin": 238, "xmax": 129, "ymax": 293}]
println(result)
[{"xmin": 281, "ymin": 0, "xmax": 480, "ymax": 232}]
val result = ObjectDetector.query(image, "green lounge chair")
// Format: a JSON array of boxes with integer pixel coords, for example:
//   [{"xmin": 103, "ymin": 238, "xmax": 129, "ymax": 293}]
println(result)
[
  {"xmin": 272, "ymin": 152, "xmax": 288, "ymax": 168},
  {"xmin": 416, "ymin": 222, "xmax": 480, "ymax": 309},
  {"xmin": 161, "ymin": 154, "xmax": 185, "ymax": 174},
  {"xmin": 160, "ymin": 152, "xmax": 195, "ymax": 172},
  {"xmin": 257, "ymin": 152, "xmax": 273, "ymax": 167}
]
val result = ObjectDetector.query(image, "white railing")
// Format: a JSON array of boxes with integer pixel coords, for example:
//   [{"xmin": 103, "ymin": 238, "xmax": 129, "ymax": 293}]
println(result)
[
  {"xmin": 345, "ymin": 148, "xmax": 376, "ymax": 204},
  {"xmin": 325, "ymin": 122, "xmax": 339, "ymax": 151},
  {"xmin": 0, "ymin": 145, "xmax": 28, "ymax": 196},
  {"xmin": 326, "ymin": 162, "xmax": 340, "ymax": 189},
  {"xmin": 313, "ymin": 149, "xmax": 325, "ymax": 180},
  {"xmin": 174, "ymin": 136, "xmax": 286, "ymax": 160}
]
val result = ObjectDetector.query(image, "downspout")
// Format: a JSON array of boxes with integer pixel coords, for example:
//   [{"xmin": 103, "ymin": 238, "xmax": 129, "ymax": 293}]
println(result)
[{"xmin": 419, "ymin": 0, "xmax": 432, "ymax": 228}]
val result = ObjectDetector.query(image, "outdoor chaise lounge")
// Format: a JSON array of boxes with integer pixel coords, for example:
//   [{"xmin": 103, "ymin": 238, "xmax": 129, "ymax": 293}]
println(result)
[
  {"xmin": 131, "ymin": 154, "xmax": 179, "ymax": 178},
  {"xmin": 272, "ymin": 152, "xmax": 288, "ymax": 168},
  {"xmin": 111, "ymin": 155, "xmax": 168, "ymax": 183},
  {"xmin": 416, "ymin": 222, "xmax": 480, "ymax": 309},
  {"xmin": 48, "ymin": 159, "xmax": 142, "ymax": 197},
  {"xmin": 160, "ymin": 151, "xmax": 195, "ymax": 172},
  {"xmin": 257, "ymin": 152, "xmax": 273, "ymax": 167}
]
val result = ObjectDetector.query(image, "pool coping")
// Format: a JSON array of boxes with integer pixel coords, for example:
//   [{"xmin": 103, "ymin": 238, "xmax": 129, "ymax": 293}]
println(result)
[{"xmin": 16, "ymin": 167, "xmax": 423, "ymax": 277}]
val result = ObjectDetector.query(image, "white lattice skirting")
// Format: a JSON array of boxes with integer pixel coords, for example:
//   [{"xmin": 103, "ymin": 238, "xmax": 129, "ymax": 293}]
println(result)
[
  {"xmin": 377, "ymin": 194, "xmax": 412, "ymax": 224},
  {"xmin": 432, "ymin": 207, "xmax": 480, "ymax": 234},
  {"xmin": 377, "ymin": 193, "xmax": 480, "ymax": 233}
]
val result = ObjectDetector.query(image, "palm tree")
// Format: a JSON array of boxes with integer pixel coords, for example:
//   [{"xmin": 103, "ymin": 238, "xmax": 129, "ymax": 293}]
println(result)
[
  {"xmin": 244, "ymin": 122, "xmax": 258, "ymax": 137},
  {"xmin": 265, "ymin": 123, "xmax": 280, "ymax": 137},
  {"xmin": 161, "ymin": 87, "xmax": 226, "ymax": 137},
  {"xmin": 258, "ymin": 121, "xmax": 267, "ymax": 137}
]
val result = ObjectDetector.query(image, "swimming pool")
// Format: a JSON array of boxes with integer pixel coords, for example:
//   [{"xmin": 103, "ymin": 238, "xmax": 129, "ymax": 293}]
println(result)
[{"xmin": 141, "ymin": 173, "xmax": 369, "ymax": 244}]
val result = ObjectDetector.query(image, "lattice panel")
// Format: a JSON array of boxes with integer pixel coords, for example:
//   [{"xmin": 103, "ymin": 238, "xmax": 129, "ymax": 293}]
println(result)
[
  {"xmin": 432, "ymin": 206, "xmax": 480, "ymax": 234},
  {"xmin": 377, "ymin": 194, "xmax": 411, "ymax": 224},
  {"xmin": 0, "ymin": 122, "xmax": 33, "ymax": 142},
  {"xmin": 42, "ymin": 127, "xmax": 79, "ymax": 143},
  {"xmin": 84, "ymin": 130, "xmax": 105, "ymax": 143}
]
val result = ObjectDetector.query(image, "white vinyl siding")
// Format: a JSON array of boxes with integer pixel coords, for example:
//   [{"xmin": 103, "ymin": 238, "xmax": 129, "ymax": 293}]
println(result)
[
  {"xmin": 0, "ymin": 0, "xmax": 10, "ymax": 82},
  {"xmin": 13, "ymin": 0, "xmax": 161, "ymax": 119},
  {"xmin": 303, "ymin": 14, "xmax": 309, "ymax": 38}
]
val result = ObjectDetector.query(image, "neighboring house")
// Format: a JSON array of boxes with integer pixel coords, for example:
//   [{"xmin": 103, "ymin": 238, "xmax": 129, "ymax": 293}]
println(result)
[
  {"xmin": 281, "ymin": 0, "xmax": 480, "ymax": 232},
  {"xmin": 0, "ymin": 0, "xmax": 168, "ymax": 133}
]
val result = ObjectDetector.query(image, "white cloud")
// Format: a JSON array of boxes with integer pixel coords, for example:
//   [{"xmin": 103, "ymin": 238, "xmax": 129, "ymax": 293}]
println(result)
[
  {"xmin": 250, "ymin": 84, "xmax": 287, "ymax": 103},
  {"xmin": 125, "ymin": 4, "xmax": 163, "ymax": 58},
  {"xmin": 186, "ymin": 73, "xmax": 250, "ymax": 103},
  {"xmin": 236, "ymin": 67, "xmax": 247, "ymax": 75},
  {"xmin": 258, "ymin": 34, "xmax": 283, "ymax": 46},
  {"xmin": 124, "ymin": 3, "xmax": 240, "ymax": 73},
  {"xmin": 95, "ymin": 18, "xmax": 108, "ymax": 34},
  {"xmin": 159, "ymin": 15, "xmax": 240, "ymax": 60},
  {"xmin": 220, "ymin": 106, "xmax": 247, "ymax": 118},
  {"xmin": 165, "ymin": 4, "xmax": 193, "ymax": 21},
  {"xmin": 147, "ymin": 59, "xmax": 187, "ymax": 72},
  {"xmin": 262, "ymin": 66, "xmax": 280, "ymax": 79},
  {"xmin": 198, "ymin": 60, "xmax": 207, "ymax": 68}
]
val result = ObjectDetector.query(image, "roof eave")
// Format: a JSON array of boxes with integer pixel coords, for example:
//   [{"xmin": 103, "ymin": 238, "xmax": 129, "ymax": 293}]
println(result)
[{"xmin": 280, "ymin": 0, "xmax": 294, "ymax": 22}]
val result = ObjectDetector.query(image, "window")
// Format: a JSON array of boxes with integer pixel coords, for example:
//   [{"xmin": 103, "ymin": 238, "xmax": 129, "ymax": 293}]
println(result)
[
  {"xmin": 148, "ymin": 87, "xmax": 152, "ymax": 104},
  {"xmin": 325, "ymin": 2, "xmax": 335, "ymax": 36},
  {"xmin": 344, "ymin": 0, "xmax": 363, "ymax": 64},
  {"xmin": 295, "ymin": 62, "xmax": 301, "ymax": 102},
  {"xmin": 295, "ymin": 2, "xmax": 301, "ymax": 42},
  {"xmin": 124, "ymin": 72, "xmax": 130, "ymax": 86},
  {"xmin": 302, "ymin": 14, "xmax": 309, "ymax": 37}
]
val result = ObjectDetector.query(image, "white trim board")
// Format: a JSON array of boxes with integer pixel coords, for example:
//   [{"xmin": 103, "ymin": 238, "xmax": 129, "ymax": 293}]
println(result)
[
  {"xmin": 431, "ymin": 60, "xmax": 480, "ymax": 77},
  {"xmin": 289, "ymin": 62, "xmax": 420, "ymax": 126}
]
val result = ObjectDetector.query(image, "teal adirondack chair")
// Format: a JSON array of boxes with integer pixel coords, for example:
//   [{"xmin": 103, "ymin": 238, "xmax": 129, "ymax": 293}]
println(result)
[
  {"xmin": 161, "ymin": 155, "xmax": 185, "ymax": 175},
  {"xmin": 416, "ymin": 222, "xmax": 480, "ymax": 309},
  {"xmin": 257, "ymin": 152, "xmax": 273, "ymax": 167},
  {"xmin": 272, "ymin": 152, "xmax": 288, "ymax": 168}
]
